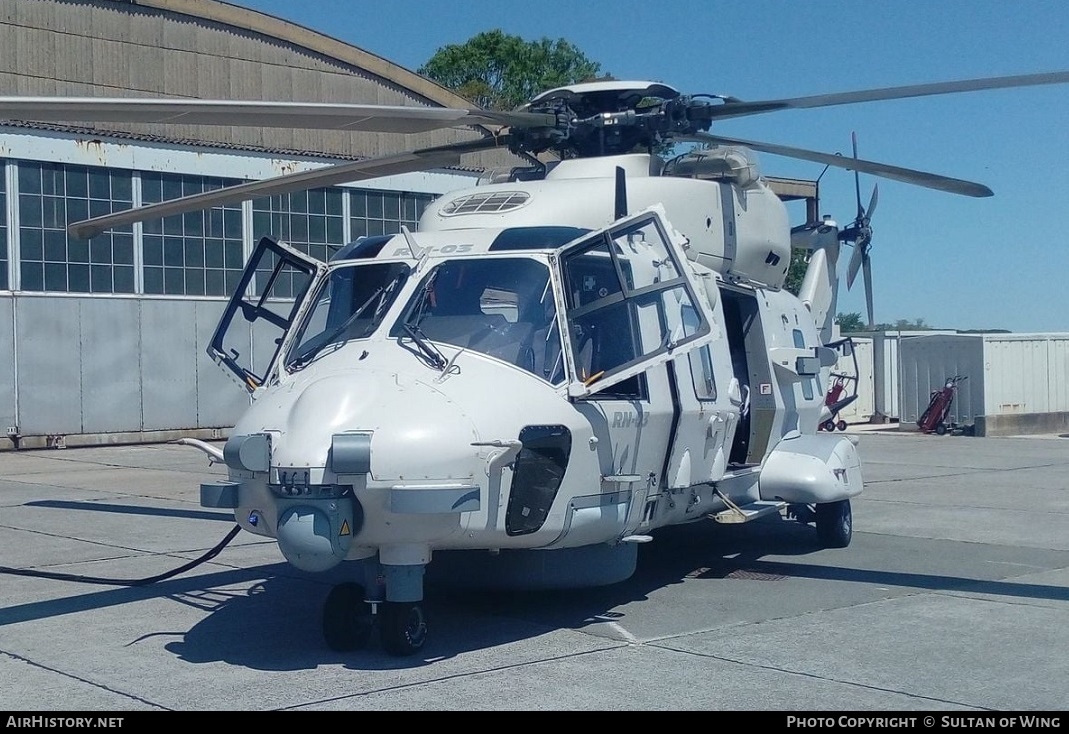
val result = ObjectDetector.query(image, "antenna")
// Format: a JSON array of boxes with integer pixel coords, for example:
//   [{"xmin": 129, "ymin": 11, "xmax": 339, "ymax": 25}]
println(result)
[
  {"xmin": 400, "ymin": 225, "xmax": 422, "ymax": 259},
  {"xmin": 614, "ymin": 166, "xmax": 628, "ymax": 220}
]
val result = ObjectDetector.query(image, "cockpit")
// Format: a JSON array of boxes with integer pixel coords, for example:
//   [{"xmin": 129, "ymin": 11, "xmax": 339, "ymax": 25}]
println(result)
[
  {"xmin": 210, "ymin": 212, "xmax": 714, "ymax": 399},
  {"xmin": 284, "ymin": 254, "xmax": 565, "ymax": 383}
]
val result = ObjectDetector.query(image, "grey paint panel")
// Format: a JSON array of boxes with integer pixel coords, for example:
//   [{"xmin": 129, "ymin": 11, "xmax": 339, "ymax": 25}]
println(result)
[
  {"xmin": 141, "ymin": 299, "xmax": 198, "ymax": 430},
  {"xmin": 79, "ymin": 298, "xmax": 141, "ymax": 433},
  {"xmin": 17, "ymin": 297, "xmax": 82, "ymax": 434},
  {"xmin": 11, "ymin": 296, "xmax": 250, "ymax": 439},
  {"xmin": 0, "ymin": 297, "xmax": 14, "ymax": 430}
]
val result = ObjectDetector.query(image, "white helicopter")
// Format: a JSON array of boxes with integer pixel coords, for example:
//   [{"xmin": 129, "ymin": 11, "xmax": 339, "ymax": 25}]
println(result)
[{"xmin": 3, "ymin": 70, "xmax": 1068, "ymax": 656}]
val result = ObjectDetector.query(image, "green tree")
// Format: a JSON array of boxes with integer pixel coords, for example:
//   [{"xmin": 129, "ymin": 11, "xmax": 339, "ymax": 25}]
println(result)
[
  {"xmin": 835, "ymin": 312, "xmax": 866, "ymax": 332},
  {"xmin": 783, "ymin": 247, "xmax": 810, "ymax": 295},
  {"xmin": 418, "ymin": 30, "xmax": 603, "ymax": 111}
]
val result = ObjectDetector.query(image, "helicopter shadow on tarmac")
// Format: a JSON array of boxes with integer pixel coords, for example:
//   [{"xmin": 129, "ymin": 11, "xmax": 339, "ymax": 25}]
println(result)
[
  {"xmin": 164, "ymin": 507, "xmax": 1069, "ymax": 673},
  {"xmin": 160, "ymin": 515, "xmax": 836, "ymax": 671},
  {"xmin": 156, "ymin": 514, "xmax": 868, "ymax": 675},
  {"xmin": 8, "ymin": 499, "xmax": 1068, "ymax": 674}
]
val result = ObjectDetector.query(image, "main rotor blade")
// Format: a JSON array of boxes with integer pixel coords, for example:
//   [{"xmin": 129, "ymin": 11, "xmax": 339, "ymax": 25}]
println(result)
[
  {"xmin": 0, "ymin": 97, "xmax": 557, "ymax": 133},
  {"xmin": 707, "ymin": 70, "xmax": 1069, "ymax": 120},
  {"xmin": 67, "ymin": 137, "xmax": 507, "ymax": 240},
  {"xmin": 685, "ymin": 132, "xmax": 994, "ymax": 197}
]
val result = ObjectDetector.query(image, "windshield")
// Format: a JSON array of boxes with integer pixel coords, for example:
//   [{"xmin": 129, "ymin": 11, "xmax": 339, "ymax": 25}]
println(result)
[
  {"xmin": 391, "ymin": 257, "xmax": 565, "ymax": 383},
  {"xmin": 286, "ymin": 261, "xmax": 409, "ymax": 369}
]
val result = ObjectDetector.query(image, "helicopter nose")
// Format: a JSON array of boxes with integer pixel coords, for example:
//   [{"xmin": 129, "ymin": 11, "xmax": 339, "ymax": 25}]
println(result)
[
  {"xmin": 267, "ymin": 371, "xmax": 481, "ymax": 477},
  {"xmin": 353, "ymin": 377, "xmax": 481, "ymax": 482}
]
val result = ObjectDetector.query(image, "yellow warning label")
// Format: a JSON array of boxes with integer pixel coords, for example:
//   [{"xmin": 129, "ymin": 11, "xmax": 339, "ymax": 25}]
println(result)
[{"xmin": 339, "ymin": 520, "xmax": 351, "ymax": 537}]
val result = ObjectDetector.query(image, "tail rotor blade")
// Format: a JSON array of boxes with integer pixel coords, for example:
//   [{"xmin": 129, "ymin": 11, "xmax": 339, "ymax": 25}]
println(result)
[
  {"xmin": 862, "ymin": 254, "xmax": 875, "ymax": 327},
  {"xmin": 852, "ymin": 131, "xmax": 864, "ymax": 220},
  {"xmin": 865, "ymin": 184, "xmax": 879, "ymax": 222},
  {"xmin": 846, "ymin": 243, "xmax": 864, "ymax": 289}
]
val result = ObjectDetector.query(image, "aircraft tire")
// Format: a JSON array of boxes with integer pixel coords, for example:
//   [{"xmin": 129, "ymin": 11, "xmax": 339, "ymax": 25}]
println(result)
[
  {"xmin": 816, "ymin": 499, "xmax": 852, "ymax": 548},
  {"xmin": 322, "ymin": 582, "xmax": 373, "ymax": 652},
  {"xmin": 380, "ymin": 601, "xmax": 428, "ymax": 656},
  {"xmin": 836, "ymin": 420, "xmax": 848, "ymax": 432}
]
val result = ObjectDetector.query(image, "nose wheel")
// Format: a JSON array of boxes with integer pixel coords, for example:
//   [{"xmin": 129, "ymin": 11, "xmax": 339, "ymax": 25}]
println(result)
[
  {"xmin": 322, "ymin": 582, "xmax": 374, "ymax": 652},
  {"xmin": 380, "ymin": 601, "xmax": 428, "ymax": 656},
  {"xmin": 322, "ymin": 583, "xmax": 428, "ymax": 656},
  {"xmin": 815, "ymin": 499, "xmax": 852, "ymax": 548}
]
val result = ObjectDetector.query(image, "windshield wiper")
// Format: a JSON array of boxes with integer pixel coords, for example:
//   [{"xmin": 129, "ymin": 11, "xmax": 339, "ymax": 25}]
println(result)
[
  {"xmin": 402, "ymin": 322, "xmax": 447, "ymax": 371},
  {"xmin": 290, "ymin": 276, "xmax": 401, "ymax": 371}
]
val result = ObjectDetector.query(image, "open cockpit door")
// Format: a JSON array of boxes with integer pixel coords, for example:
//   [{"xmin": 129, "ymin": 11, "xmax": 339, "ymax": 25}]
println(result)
[
  {"xmin": 552, "ymin": 208, "xmax": 719, "ymax": 398},
  {"xmin": 208, "ymin": 236, "xmax": 325, "ymax": 392}
]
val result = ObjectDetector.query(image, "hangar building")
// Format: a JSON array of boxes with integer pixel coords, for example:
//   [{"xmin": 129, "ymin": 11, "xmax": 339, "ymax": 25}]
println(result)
[
  {"xmin": 0, "ymin": 0, "xmax": 822, "ymax": 450},
  {"xmin": 0, "ymin": 0, "xmax": 535, "ymax": 449}
]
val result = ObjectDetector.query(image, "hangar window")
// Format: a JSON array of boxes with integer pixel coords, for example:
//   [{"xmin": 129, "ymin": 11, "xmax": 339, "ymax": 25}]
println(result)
[
  {"xmin": 142, "ymin": 173, "xmax": 243, "ymax": 296},
  {"xmin": 352, "ymin": 189, "xmax": 434, "ymax": 239},
  {"xmin": 17, "ymin": 161, "xmax": 134, "ymax": 294},
  {"xmin": 253, "ymin": 188, "xmax": 344, "ymax": 263},
  {"xmin": 252, "ymin": 188, "xmax": 345, "ymax": 298},
  {"xmin": 5, "ymin": 159, "xmax": 449, "ymax": 300}
]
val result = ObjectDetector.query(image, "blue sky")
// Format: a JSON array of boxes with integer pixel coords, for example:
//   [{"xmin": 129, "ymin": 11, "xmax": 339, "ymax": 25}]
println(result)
[{"xmin": 227, "ymin": 0, "xmax": 1069, "ymax": 332}]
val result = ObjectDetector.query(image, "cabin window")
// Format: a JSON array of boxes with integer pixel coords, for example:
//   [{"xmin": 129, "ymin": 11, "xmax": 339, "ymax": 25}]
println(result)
[
  {"xmin": 684, "ymin": 305, "xmax": 717, "ymax": 400},
  {"xmin": 560, "ymin": 215, "xmax": 708, "ymax": 392}
]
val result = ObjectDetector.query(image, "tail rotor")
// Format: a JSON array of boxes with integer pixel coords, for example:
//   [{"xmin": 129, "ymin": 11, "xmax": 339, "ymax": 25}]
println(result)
[{"xmin": 841, "ymin": 132, "xmax": 879, "ymax": 327}]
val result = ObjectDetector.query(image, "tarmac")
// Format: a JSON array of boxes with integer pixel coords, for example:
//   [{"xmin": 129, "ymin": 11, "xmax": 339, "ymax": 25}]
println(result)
[{"xmin": 1, "ymin": 424, "xmax": 1068, "ymax": 712}]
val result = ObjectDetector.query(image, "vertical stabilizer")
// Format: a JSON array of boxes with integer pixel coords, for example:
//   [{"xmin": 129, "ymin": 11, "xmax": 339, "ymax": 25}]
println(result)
[{"xmin": 793, "ymin": 220, "xmax": 842, "ymax": 344}]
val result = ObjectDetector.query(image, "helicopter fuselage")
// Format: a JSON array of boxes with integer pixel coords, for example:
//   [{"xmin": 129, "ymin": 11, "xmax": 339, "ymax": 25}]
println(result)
[
  {"xmin": 200, "ymin": 153, "xmax": 860, "ymax": 598},
  {"xmin": 7, "ymin": 66, "xmax": 1064, "ymax": 657}
]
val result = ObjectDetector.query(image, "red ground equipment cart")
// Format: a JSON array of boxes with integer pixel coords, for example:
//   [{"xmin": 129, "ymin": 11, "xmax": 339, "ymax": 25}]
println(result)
[
  {"xmin": 918, "ymin": 375, "xmax": 967, "ymax": 435},
  {"xmin": 820, "ymin": 337, "xmax": 859, "ymax": 432}
]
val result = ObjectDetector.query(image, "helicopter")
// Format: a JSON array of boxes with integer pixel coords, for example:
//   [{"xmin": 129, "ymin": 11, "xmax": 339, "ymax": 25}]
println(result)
[{"xmin": 2, "ymin": 69, "xmax": 1068, "ymax": 656}]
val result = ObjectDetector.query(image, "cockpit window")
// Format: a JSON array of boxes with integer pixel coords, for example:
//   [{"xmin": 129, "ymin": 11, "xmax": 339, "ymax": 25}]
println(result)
[
  {"xmin": 391, "ymin": 257, "xmax": 565, "ymax": 383},
  {"xmin": 285, "ymin": 261, "xmax": 409, "ymax": 370}
]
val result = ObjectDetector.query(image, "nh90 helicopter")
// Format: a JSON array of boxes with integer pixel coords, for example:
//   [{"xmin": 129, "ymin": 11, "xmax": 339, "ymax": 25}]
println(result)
[{"xmin": 2, "ymin": 70, "xmax": 1067, "ymax": 656}]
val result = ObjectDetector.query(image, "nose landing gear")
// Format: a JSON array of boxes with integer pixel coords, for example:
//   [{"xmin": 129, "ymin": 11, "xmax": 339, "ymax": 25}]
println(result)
[
  {"xmin": 379, "ymin": 601, "xmax": 428, "ymax": 656},
  {"xmin": 322, "ymin": 582, "xmax": 374, "ymax": 652},
  {"xmin": 322, "ymin": 582, "xmax": 428, "ymax": 657}
]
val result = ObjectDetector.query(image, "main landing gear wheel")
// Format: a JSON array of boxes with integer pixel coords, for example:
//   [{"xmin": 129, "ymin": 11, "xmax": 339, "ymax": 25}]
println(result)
[
  {"xmin": 821, "ymin": 420, "xmax": 835, "ymax": 432},
  {"xmin": 836, "ymin": 420, "xmax": 848, "ymax": 432},
  {"xmin": 380, "ymin": 601, "xmax": 428, "ymax": 656},
  {"xmin": 816, "ymin": 499, "xmax": 852, "ymax": 548},
  {"xmin": 322, "ymin": 582, "xmax": 374, "ymax": 652}
]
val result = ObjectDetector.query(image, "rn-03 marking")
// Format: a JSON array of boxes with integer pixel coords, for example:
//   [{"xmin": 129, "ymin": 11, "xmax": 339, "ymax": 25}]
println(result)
[{"xmin": 392, "ymin": 244, "xmax": 474, "ymax": 257}]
